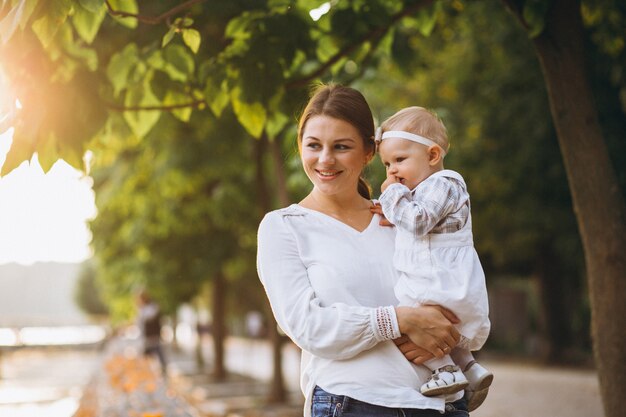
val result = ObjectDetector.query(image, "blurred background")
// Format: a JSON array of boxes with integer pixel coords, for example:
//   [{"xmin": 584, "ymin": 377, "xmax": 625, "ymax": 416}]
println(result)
[{"xmin": 0, "ymin": 1, "xmax": 624, "ymax": 416}]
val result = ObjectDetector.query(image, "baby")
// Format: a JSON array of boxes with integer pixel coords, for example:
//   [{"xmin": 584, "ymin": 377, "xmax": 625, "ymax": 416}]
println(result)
[{"xmin": 375, "ymin": 106, "xmax": 493, "ymax": 411}]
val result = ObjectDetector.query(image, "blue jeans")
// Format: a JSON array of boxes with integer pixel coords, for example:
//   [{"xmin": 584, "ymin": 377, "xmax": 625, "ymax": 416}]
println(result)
[{"xmin": 312, "ymin": 386, "xmax": 469, "ymax": 417}]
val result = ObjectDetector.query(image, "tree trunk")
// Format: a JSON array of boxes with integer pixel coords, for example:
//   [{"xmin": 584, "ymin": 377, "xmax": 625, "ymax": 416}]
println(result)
[
  {"xmin": 534, "ymin": 242, "xmax": 573, "ymax": 362},
  {"xmin": 269, "ymin": 138, "xmax": 290, "ymax": 207},
  {"xmin": 502, "ymin": 1, "xmax": 626, "ymax": 415},
  {"xmin": 255, "ymin": 133, "xmax": 287, "ymax": 402},
  {"xmin": 212, "ymin": 272, "xmax": 227, "ymax": 380}
]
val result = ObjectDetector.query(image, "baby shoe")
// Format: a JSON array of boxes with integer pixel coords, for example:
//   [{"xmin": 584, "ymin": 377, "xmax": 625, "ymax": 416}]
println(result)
[
  {"xmin": 420, "ymin": 365, "xmax": 469, "ymax": 396},
  {"xmin": 463, "ymin": 361, "xmax": 494, "ymax": 411}
]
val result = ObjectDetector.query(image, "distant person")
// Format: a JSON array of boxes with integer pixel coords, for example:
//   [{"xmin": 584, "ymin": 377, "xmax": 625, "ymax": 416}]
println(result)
[
  {"xmin": 245, "ymin": 310, "xmax": 265, "ymax": 339},
  {"xmin": 374, "ymin": 106, "xmax": 493, "ymax": 410},
  {"xmin": 137, "ymin": 291, "xmax": 167, "ymax": 376}
]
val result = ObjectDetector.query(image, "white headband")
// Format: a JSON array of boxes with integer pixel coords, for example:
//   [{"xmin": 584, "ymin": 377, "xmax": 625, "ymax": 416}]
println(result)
[{"xmin": 377, "ymin": 130, "xmax": 447, "ymax": 156}]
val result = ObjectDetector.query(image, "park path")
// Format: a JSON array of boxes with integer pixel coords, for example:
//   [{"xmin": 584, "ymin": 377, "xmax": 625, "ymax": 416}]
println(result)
[
  {"xmin": 0, "ymin": 337, "xmax": 604, "ymax": 417},
  {"xmin": 171, "ymin": 336, "xmax": 604, "ymax": 417}
]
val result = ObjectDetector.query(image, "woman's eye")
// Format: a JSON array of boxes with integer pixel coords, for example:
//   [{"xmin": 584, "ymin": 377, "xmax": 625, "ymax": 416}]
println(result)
[
  {"xmin": 306, "ymin": 143, "xmax": 320, "ymax": 149},
  {"xmin": 336, "ymin": 144, "xmax": 350, "ymax": 150}
]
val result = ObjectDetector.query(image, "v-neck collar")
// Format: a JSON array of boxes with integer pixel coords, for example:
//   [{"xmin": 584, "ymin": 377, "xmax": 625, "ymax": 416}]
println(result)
[{"xmin": 293, "ymin": 204, "xmax": 378, "ymax": 235}]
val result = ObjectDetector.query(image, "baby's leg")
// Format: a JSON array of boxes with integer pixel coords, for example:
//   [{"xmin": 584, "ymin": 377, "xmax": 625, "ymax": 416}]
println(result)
[
  {"xmin": 423, "ymin": 354, "xmax": 455, "ymax": 371},
  {"xmin": 451, "ymin": 349, "xmax": 494, "ymax": 412},
  {"xmin": 450, "ymin": 347, "xmax": 474, "ymax": 370}
]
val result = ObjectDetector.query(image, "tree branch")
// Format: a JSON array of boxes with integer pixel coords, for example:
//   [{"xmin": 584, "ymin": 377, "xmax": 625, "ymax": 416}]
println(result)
[
  {"xmin": 107, "ymin": 99, "xmax": 206, "ymax": 112},
  {"xmin": 285, "ymin": 0, "xmax": 435, "ymax": 90},
  {"xmin": 500, "ymin": 0, "xmax": 528, "ymax": 29},
  {"xmin": 104, "ymin": 0, "xmax": 206, "ymax": 25}
]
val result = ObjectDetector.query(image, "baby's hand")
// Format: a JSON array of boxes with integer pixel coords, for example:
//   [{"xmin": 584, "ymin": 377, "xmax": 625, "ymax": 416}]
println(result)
[
  {"xmin": 381, "ymin": 176, "xmax": 398, "ymax": 193},
  {"xmin": 370, "ymin": 203, "xmax": 393, "ymax": 227}
]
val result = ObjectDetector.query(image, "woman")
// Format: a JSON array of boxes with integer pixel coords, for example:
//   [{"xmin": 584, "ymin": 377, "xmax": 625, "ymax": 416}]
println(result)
[{"xmin": 257, "ymin": 84, "xmax": 467, "ymax": 416}]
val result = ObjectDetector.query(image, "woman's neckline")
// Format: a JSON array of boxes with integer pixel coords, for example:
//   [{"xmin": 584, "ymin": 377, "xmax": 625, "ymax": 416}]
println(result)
[{"xmin": 293, "ymin": 202, "xmax": 377, "ymax": 234}]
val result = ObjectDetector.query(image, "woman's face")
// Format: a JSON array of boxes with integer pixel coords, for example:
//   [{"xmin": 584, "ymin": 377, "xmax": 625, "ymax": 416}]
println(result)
[{"xmin": 300, "ymin": 115, "xmax": 372, "ymax": 198}]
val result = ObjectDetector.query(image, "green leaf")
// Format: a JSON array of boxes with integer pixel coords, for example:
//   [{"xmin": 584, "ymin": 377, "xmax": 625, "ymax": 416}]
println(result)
[
  {"xmin": 123, "ymin": 82, "xmax": 161, "ymax": 138},
  {"xmin": 107, "ymin": 43, "xmax": 139, "ymax": 97},
  {"xmin": 58, "ymin": 143, "xmax": 84, "ymax": 170},
  {"xmin": 163, "ymin": 44, "xmax": 194, "ymax": 80},
  {"xmin": 36, "ymin": 133, "xmax": 59, "ymax": 173},
  {"xmin": 316, "ymin": 35, "xmax": 339, "ymax": 62},
  {"xmin": 61, "ymin": 26, "xmax": 99, "ymax": 70},
  {"xmin": 1, "ymin": 135, "xmax": 32, "ymax": 176},
  {"xmin": 231, "ymin": 87, "xmax": 266, "ymax": 138},
  {"xmin": 79, "ymin": 0, "xmax": 103, "ymax": 13},
  {"xmin": 378, "ymin": 26, "xmax": 395, "ymax": 56},
  {"xmin": 225, "ymin": 11, "xmax": 257, "ymax": 39},
  {"xmin": 73, "ymin": 1, "xmax": 106, "ymax": 44},
  {"xmin": 0, "ymin": 0, "xmax": 26, "ymax": 43},
  {"xmin": 182, "ymin": 28, "xmax": 201, "ymax": 54},
  {"xmin": 523, "ymin": 0, "xmax": 551, "ymax": 38},
  {"xmin": 204, "ymin": 80, "xmax": 229, "ymax": 117},
  {"xmin": 19, "ymin": 0, "xmax": 39, "ymax": 30},
  {"xmin": 161, "ymin": 26, "xmax": 176, "ymax": 48},
  {"xmin": 265, "ymin": 110, "xmax": 288, "ymax": 140},
  {"xmin": 414, "ymin": 5, "xmax": 438, "ymax": 37},
  {"xmin": 164, "ymin": 90, "xmax": 192, "ymax": 122},
  {"xmin": 31, "ymin": 0, "xmax": 72, "ymax": 47},
  {"xmin": 106, "ymin": 0, "xmax": 138, "ymax": 29}
]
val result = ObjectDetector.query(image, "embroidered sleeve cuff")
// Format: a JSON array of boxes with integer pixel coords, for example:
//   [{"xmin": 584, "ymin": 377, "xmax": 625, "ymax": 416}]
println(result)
[{"xmin": 373, "ymin": 306, "xmax": 402, "ymax": 341}]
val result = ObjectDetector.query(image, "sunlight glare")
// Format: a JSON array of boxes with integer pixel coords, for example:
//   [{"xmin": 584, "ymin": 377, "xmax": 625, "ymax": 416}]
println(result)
[
  {"xmin": 0, "ymin": 129, "xmax": 97, "ymax": 265},
  {"xmin": 309, "ymin": 2, "xmax": 331, "ymax": 21}
]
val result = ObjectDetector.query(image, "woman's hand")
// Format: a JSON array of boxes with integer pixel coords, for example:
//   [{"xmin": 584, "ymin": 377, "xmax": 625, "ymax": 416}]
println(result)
[
  {"xmin": 393, "ymin": 335, "xmax": 434, "ymax": 365},
  {"xmin": 370, "ymin": 203, "xmax": 393, "ymax": 227},
  {"xmin": 395, "ymin": 305, "xmax": 460, "ymax": 358}
]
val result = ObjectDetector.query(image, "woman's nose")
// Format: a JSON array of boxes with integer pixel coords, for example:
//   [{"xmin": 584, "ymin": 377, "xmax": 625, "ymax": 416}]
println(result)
[{"xmin": 319, "ymin": 148, "xmax": 335, "ymax": 164}]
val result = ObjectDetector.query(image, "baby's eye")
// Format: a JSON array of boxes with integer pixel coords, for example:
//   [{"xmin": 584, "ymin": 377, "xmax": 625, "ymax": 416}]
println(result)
[{"xmin": 396, "ymin": 157, "xmax": 405, "ymax": 163}]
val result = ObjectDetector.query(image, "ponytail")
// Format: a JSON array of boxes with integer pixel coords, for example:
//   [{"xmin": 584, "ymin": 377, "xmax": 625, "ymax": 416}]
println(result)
[{"xmin": 357, "ymin": 176, "xmax": 372, "ymax": 199}]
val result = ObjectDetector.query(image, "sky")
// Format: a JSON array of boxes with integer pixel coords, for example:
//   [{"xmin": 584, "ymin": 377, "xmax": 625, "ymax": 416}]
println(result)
[{"xmin": 0, "ymin": 129, "xmax": 97, "ymax": 265}]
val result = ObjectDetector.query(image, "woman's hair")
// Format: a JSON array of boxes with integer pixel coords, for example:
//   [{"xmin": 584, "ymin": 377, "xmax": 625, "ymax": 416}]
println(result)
[
  {"xmin": 380, "ymin": 106, "xmax": 450, "ymax": 153},
  {"xmin": 297, "ymin": 84, "xmax": 376, "ymax": 199}
]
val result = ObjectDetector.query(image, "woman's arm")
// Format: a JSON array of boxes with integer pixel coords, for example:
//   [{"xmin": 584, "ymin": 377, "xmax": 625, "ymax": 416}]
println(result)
[
  {"xmin": 257, "ymin": 211, "xmax": 398, "ymax": 360},
  {"xmin": 257, "ymin": 210, "xmax": 460, "ymax": 360}
]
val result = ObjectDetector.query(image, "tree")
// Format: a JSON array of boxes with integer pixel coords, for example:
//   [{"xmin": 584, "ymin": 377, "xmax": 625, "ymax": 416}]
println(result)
[
  {"xmin": 499, "ymin": 1, "xmax": 626, "ymax": 414},
  {"xmin": 75, "ymin": 260, "xmax": 110, "ymax": 317},
  {"xmin": 89, "ymin": 107, "xmax": 259, "ymax": 378}
]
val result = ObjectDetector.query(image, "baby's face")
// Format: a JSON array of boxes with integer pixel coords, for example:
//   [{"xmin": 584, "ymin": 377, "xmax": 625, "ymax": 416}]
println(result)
[{"xmin": 378, "ymin": 138, "xmax": 432, "ymax": 190}]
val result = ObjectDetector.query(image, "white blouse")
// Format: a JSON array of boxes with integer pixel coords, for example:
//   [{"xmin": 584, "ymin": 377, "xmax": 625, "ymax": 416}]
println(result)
[{"xmin": 257, "ymin": 204, "xmax": 457, "ymax": 416}]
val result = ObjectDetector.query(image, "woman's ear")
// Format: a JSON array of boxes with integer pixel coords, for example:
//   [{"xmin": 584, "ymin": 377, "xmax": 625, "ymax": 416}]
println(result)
[
  {"xmin": 428, "ymin": 146, "xmax": 443, "ymax": 166},
  {"xmin": 365, "ymin": 142, "xmax": 376, "ymax": 165}
]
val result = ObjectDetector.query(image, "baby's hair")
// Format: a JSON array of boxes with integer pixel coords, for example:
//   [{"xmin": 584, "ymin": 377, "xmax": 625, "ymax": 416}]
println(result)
[{"xmin": 380, "ymin": 106, "xmax": 449, "ymax": 153}]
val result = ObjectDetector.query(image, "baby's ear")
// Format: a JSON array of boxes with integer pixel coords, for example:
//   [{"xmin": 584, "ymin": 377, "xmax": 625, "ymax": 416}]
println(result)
[{"xmin": 428, "ymin": 146, "xmax": 444, "ymax": 165}]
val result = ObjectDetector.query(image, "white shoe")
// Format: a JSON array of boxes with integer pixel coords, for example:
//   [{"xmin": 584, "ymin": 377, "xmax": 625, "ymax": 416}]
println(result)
[
  {"xmin": 420, "ymin": 365, "xmax": 469, "ymax": 396},
  {"xmin": 463, "ymin": 361, "xmax": 494, "ymax": 411}
]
